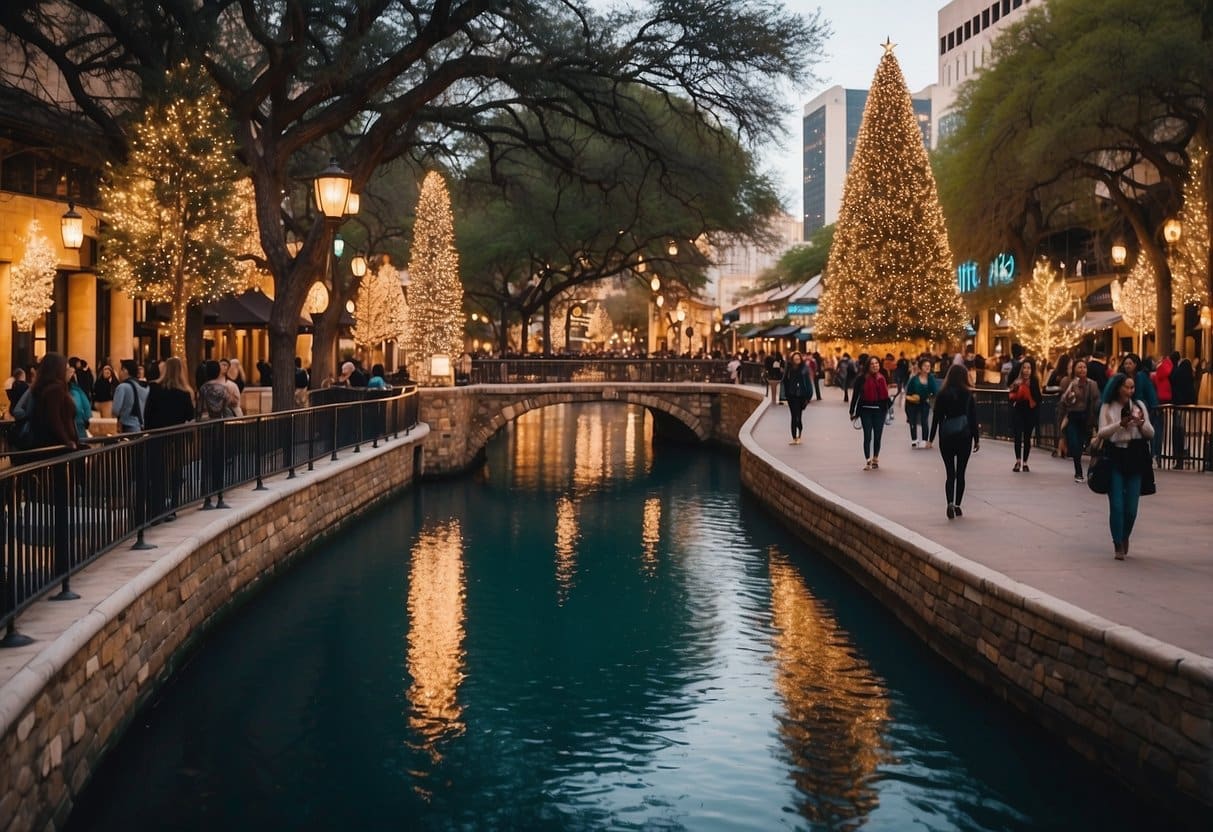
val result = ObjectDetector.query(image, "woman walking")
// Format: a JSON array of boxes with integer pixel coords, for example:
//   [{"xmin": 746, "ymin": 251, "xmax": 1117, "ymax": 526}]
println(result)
[
  {"xmin": 1058, "ymin": 359, "xmax": 1101, "ymax": 483},
  {"xmin": 1096, "ymin": 373, "xmax": 1154, "ymax": 559},
  {"xmin": 929, "ymin": 364, "xmax": 980, "ymax": 520},
  {"xmin": 904, "ymin": 357, "xmax": 938, "ymax": 449},
  {"xmin": 781, "ymin": 352, "xmax": 812, "ymax": 445},
  {"xmin": 849, "ymin": 356, "xmax": 891, "ymax": 470},
  {"xmin": 1008, "ymin": 358, "xmax": 1041, "ymax": 472},
  {"xmin": 14, "ymin": 353, "xmax": 84, "ymax": 458}
]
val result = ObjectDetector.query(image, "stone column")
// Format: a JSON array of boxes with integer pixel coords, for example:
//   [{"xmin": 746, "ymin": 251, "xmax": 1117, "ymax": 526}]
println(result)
[
  {"xmin": 67, "ymin": 273, "xmax": 98, "ymax": 367},
  {"xmin": 108, "ymin": 288, "xmax": 136, "ymax": 365}
]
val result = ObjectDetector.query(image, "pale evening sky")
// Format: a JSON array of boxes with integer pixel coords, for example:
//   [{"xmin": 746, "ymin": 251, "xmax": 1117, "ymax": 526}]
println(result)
[{"xmin": 760, "ymin": 0, "xmax": 942, "ymax": 216}]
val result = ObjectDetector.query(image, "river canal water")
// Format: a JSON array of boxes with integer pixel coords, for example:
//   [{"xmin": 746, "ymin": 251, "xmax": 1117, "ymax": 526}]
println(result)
[{"xmin": 69, "ymin": 403, "xmax": 1160, "ymax": 831}]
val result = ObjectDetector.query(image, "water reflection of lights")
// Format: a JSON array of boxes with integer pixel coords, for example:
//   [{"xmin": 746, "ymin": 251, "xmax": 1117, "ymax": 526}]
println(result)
[
  {"xmin": 768, "ymin": 548, "xmax": 891, "ymax": 829},
  {"xmin": 641, "ymin": 497, "xmax": 661, "ymax": 575},
  {"xmin": 505, "ymin": 403, "xmax": 653, "ymax": 492},
  {"xmin": 406, "ymin": 519, "xmax": 467, "ymax": 774},
  {"xmin": 554, "ymin": 495, "xmax": 579, "ymax": 603}
]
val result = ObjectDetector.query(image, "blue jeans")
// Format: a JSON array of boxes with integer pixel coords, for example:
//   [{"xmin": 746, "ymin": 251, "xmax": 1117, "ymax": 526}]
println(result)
[
  {"xmin": 1063, "ymin": 412, "xmax": 1089, "ymax": 477},
  {"xmin": 860, "ymin": 408, "xmax": 884, "ymax": 459},
  {"xmin": 1107, "ymin": 466, "xmax": 1141, "ymax": 544},
  {"xmin": 907, "ymin": 402, "xmax": 929, "ymax": 441}
]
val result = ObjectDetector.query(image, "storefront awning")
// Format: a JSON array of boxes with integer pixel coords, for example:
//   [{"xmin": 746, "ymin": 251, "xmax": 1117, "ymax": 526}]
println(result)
[
  {"xmin": 722, "ymin": 308, "xmax": 741, "ymax": 323},
  {"xmin": 757, "ymin": 324, "xmax": 801, "ymax": 338},
  {"xmin": 1071, "ymin": 310, "xmax": 1123, "ymax": 332},
  {"xmin": 795, "ymin": 329, "xmax": 814, "ymax": 341}
]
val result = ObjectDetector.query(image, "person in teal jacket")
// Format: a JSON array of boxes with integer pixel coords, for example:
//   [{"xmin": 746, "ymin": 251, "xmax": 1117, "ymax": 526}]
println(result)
[
  {"xmin": 904, "ymin": 357, "xmax": 939, "ymax": 448},
  {"xmin": 67, "ymin": 364, "xmax": 92, "ymax": 441}
]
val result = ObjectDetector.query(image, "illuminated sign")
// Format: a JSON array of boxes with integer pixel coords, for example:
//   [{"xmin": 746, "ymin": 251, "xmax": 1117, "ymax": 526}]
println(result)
[
  {"xmin": 957, "ymin": 252, "xmax": 1017, "ymax": 293},
  {"xmin": 787, "ymin": 302, "xmax": 817, "ymax": 315}
]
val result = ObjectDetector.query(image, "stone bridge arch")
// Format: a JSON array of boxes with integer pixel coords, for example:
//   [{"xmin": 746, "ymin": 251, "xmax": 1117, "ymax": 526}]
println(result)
[{"xmin": 417, "ymin": 383, "xmax": 764, "ymax": 476}]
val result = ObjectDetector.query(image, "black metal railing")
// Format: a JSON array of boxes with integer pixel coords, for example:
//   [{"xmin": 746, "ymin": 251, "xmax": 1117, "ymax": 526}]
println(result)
[
  {"xmin": 0, "ymin": 387, "xmax": 419, "ymax": 646},
  {"xmin": 468, "ymin": 358, "xmax": 774, "ymax": 385},
  {"xmin": 971, "ymin": 391, "xmax": 1212, "ymax": 472}
]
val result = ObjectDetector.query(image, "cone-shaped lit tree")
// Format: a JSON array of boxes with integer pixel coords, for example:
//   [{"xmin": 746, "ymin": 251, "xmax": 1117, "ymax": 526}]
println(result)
[
  {"xmin": 1118, "ymin": 256, "xmax": 1157, "ymax": 354},
  {"xmin": 403, "ymin": 172, "xmax": 464, "ymax": 384},
  {"xmin": 815, "ymin": 42, "xmax": 967, "ymax": 344},
  {"xmin": 10, "ymin": 219, "xmax": 57, "ymax": 332},
  {"xmin": 353, "ymin": 258, "xmax": 409, "ymax": 355},
  {"xmin": 1008, "ymin": 259, "xmax": 1074, "ymax": 363},
  {"xmin": 98, "ymin": 64, "xmax": 251, "ymax": 360},
  {"xmin": 1174, "ymin": 136, "xmax": 1210, "ymax": 309}
]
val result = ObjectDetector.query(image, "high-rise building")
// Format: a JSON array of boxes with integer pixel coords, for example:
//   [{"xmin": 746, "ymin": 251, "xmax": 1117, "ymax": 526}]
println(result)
[
  {"xmin": 801, "ymin": 86, "xmax": 932, "ymax": 238},
  {"xmin": 705, "ymin": 211, "xmax": 802, "ymax": 313},
  {"xmin": 933, "ymin": 0, "xmax": 1039, "ymax": 144}
]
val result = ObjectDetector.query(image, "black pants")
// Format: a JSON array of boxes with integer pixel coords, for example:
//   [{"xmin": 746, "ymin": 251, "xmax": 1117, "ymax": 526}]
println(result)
[
  {"xmin": 787, "ymin": 397, "xmax": 806, "ymax": 438},
  {"xmin": 940, "ymin": 435, "xmax": 972, "ymax": 506},
  {"xmin": 1011, "ymin": 410, "xmax": 1037, "ymax": 462}
]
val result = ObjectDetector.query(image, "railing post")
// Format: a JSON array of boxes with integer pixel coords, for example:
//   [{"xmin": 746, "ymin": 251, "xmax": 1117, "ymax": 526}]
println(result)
[
  {"xmin": 286, "ymin": 411, "xmax": 297, "ymax": 479},
  {"xmin": 253, "ymin": 416, "xmax": 268, "ymax": 490},
  {"xmin": 215, "ymin": 421, "xmax": 231, "ymax": 509},
  {"xmin": 353, "ymin": 402, "xmax": 362, "ymax": 453},
  {"xmin": 331, "ymin": 406, "xmax": 339, "ymax": 461},
  {"xmin": 131, "ymin": 438, "xmax": 157, "ymax": 550},
  {"xmin": 308, "ymin": 408, "xmax": 316, "ymax": 471}
]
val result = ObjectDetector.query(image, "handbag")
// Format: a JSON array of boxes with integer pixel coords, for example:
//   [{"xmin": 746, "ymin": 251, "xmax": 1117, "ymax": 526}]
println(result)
[
  {"xmin": 904, "ymin": 393, "xmax": 921, "ymax": 404},
  {"xmin": 940, "ymin": 414, "xmax": 968, "ymax": 438},
  {"xmin": 884, "ymin": 407, "xmax": 895, "ymax": 426},
  {"xmin": 1133, "ymin": 438, "xmax": 1156, "ymax": 496},
  {"xmin": 1086, "ymin": 440, "xmax": 1111, "ymax": 494},
  {"xmin": 851, "ymin": 416, "xmax": 862, "ymax": 430}
]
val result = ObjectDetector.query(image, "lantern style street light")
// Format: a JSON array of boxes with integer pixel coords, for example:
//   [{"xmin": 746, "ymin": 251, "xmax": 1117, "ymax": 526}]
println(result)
[
  {"xmin": 1163, "ymin": 218, "xmax": 1182, "ymax": 246},
  {"xmin": 667, "ymin": 240, "xmax": 679, "ymax": 256},
  {"xmin": 650, "ymin": 275, "xmax": 661, "ymax": 292},
  {"xmin": 351, "ymin": 252, "xmax": 368, "ymax": 277},
  {"xmin": 345, "ymin": 193, "xmax": 360, "ymax": 215},
  {"xmin": 314, "ymin": 157, "xmax": 353, "ymax": 219},
  {"xmin": 60, "ymin": 202, "xmax": 84, "ymax": 250},
  {"xmin": 1110, "ymin": 241, "xmax": 1127, "ymax": 268}
]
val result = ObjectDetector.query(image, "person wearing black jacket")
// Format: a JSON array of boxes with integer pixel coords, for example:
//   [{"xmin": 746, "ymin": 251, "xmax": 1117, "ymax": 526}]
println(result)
[
  {"xmin": 142, "ymin": 356, "xmax": 195, "ymax": 523},
  {"xmin": 929, "ymin": 364, "xmax": 980, "ymax": 520},
  {"xmin": 780, "ymin": 352, "xmax": 812, "ymax": 444}
]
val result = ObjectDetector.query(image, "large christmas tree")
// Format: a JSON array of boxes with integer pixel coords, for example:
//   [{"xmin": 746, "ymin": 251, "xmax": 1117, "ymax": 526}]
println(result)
[
  {"xmin": 815, "ymin": 42, "xmax": 968, "ymax": 344},
  {"xmin": 403, "ymin": 172, "xmax": 464, "ymax": 383}
]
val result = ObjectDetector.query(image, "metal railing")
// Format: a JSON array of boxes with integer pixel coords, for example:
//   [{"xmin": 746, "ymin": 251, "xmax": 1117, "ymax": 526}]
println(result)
[
  {"xmin": 0, "ymin": 387, "xmax": 419, "ymax": 646},
  {"xmin": 971, "ymin": 391, "xmax": 1212, "ymax": 472},
  {"xmin": 468, "ymin": 358, "xmax": 772, "ymax": 385}
]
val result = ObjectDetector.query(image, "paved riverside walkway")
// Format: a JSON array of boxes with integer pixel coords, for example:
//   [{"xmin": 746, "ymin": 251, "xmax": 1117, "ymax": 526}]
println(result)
[{"xmin": 750, "ymin": 390, "xmax": 1213, "ymax": 659}]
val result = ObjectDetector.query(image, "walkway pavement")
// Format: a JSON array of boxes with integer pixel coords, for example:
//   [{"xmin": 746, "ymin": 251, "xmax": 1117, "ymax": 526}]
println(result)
[{"xmin": 751, "ymin": 390, "xmax": 1213, "ymax": 658}]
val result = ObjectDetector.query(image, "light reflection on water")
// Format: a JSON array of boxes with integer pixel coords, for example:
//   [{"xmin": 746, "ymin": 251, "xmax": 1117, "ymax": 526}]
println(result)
[{"xmin": 68, "ymin": 402, "xmax": 1164, "ymax": 832}]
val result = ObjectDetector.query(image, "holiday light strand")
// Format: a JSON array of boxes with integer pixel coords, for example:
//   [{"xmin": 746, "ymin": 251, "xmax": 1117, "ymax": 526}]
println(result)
[
  {"xmin": 10, "ymin": 219, "xmax": 57, "ymax": 331},
  {"xmin": 1008, "ymin": 259, "xmax": 1074, "ymax": 359},
  {"xmin": 403, "ymin": 171, "xmax": 465, "ymax": 381}
]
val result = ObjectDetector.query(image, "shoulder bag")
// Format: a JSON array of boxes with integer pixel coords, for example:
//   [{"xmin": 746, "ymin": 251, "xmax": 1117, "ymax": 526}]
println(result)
[{"xmin": 1086, "ymin": 438, "xmax": 1111, "ymax": 494}]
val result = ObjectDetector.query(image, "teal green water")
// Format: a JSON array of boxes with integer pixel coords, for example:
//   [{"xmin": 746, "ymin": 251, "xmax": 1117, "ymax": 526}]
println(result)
[{"xmin": 70, "ymin": 404, "xmax": 1162, "ymax": 831}]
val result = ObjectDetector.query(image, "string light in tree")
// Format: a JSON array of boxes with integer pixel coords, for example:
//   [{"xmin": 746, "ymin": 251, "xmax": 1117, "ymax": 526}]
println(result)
[
  {"xmin": 403, "ymin": 172, "xmax": 464, "ymax": 383},
  {"xmin": 97, "ymin": 63, "xmax": 251, "ymax": 359},
  {"xmin": 1007, "ymin": 259, "xmax": 1074, "ymax": 361},
  {"xmin": 814, "ymin": 41, "xmax": 968, "ymax": 345},
  {"xmin": 1174, "ymin": 136, "xmax": 1210, "ymax": 308},
  {"xmin": 353, "ymin": 258, "xmax": 409, "ymax": 352},
  {"xmin": 10, "ymin": 219, "xmax": 57, "ymax": 332},
  {"xmin": 1117, "ymin": 256, "xmax": 1157, "ymax": 337}
]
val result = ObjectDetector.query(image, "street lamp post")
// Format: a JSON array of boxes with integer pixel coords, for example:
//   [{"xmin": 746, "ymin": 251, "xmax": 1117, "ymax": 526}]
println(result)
[
  {"xmin": 60, "ymin": 202, "xmax": 84, "ymax": 250},
  {"xmin": 1164, "ymin": 218, "xmax": 1183, "ymax": 356}
]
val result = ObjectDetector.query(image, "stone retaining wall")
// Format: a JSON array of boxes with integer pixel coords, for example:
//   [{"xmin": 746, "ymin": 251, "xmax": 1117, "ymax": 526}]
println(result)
[
  {"xmin": 738, "ymin": 409, "xmax": 1213, "ymax": 820},
  {"xmin": 0, "ymin": 434, "xmax": 424, "ymax": 832}
]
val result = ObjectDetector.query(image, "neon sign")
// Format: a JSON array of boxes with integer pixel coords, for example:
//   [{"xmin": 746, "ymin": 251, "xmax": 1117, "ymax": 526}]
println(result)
[
  {"xmin": 787, "ymin": 302, "xmax": 817, "ymax": 315},
  {"xmin": 957, "ymin": 252, "xmax": 1017, "ymax": 293},
  {"xmin": 956, "ymin": 261, "xmax": 980, "ymax": 293}
]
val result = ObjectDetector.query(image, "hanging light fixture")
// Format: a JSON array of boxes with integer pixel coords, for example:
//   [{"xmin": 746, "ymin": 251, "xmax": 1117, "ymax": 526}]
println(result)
[
  {"xmin": 1110, "ymin": 241, "xmax": 1127, "ymax": 267},
  {"xmin": 351, "ymin": 252, "xmax": 368, "ymax": 277},
  {"xmin": 650, "ymin": 275, "xmax": 661, "ymax": 292},
  {"xmin": 1163, "ymin": 218, "xmax": 1182, "ymax": 245},
  {"xmin": 345, "ymin": 192, "xmax": 360, "ymax": 215},
  {"xmin": 313, "ymin": 157, "xmax": 352, "ymax": 219},
  {"xmin": 60, "ymin": 202, "xmax": 84, "ymax": 250},
  {"xmin": 655, "ymin": 295, "xmax": 665, "ymax": 308},
  {"xmin": 667, "ymin": 240, "xmax": 679, "ymax": 256},
  {"xmin": 333, "ymin": 233, "xmax": 345, "ymax": 258}
]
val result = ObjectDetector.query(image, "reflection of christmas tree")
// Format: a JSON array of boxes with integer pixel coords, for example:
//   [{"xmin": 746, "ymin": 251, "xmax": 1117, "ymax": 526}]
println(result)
[
  {"xmin": 1009, "ymin": 260, "xmax": 1073, "ymax": 361},
  {"xmin": 404, "ymin": 172, "xmax": 464, "ymax": 382},
  {"xmin": 815, "ymin": 42, "xmax": 967, "ymax": 344},
  {"xmin": 10, "ymin": 219, "xmax": 57, "ymax": 331},
  {"xmin": 1174, "ymin": 136, "xmax": 1210, "ymax": 308}
]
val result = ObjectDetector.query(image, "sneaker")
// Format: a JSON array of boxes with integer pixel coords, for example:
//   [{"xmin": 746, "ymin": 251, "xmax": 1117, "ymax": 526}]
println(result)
[
  {"xmin": 1012, "ymin": 462, "xmax": 1021, "ymax": 473},
  {"xmin": 1074, "ymin": 475, "xmax": 1085, "ymax": 484},
  {"xmin": 924, "ymin": 441, "xmax": 932, "ymax": 449},
  {"xmin": 1022, "ymin": 463, "xmax": 1030, "ymax": 473},
  {"xmin": 789, "ymin": 439, "xmax": 797, "ymax": 445},
  {"xmin": 954, "ymin": 505, "xmax": 963, "ymax": 517},
  {"xmin": 870, "ymin": 458, "xmax": 879, "ymax": 469},
  {"xmin": 946, "ymin": 503, "xmax": 956, "ymax": 520},
  {"xmin": 911, "ymin": 440, "xmax": 919, "ymax": 449},
  {"xmin": 1114, "ymin": 542, "xmax": 1125, "ymax": 560},
  {"xmin": 863, "ymin": 460, "xmax": 872, "ymax": 470},
  {"xmin": 164, "ymin": 512, "xmax": 177, "ymax": 522}
]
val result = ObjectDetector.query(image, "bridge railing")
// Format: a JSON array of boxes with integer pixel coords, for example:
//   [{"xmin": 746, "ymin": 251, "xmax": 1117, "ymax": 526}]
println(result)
[
  {"xmin": 469, "ymin": 358, "xmax": 770, "ymax": 385},
  {"xmin": 0, "ymin": 387, "xmax": 420, "ymax": 646}
]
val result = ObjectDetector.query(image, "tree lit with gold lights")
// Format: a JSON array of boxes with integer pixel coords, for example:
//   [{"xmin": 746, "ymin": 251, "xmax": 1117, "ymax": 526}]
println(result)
[
  {"xmin": 815, "ymin": 42, "xmax": 967, "ymax": 344},
  {"xmin": 1117, "ymin": 257, "xmax": 1157, "ymax": 349},
  {"xmin": 98, "ymin": 64, "xmax": 251, "ymax": 358},
  {"xmin": 1174, "ymin": 136, "xmax": 1210, "ymax": 309},
  {"xmin": 353, "ymin": 258, "xmax": 409, "ymax": 355},
  {"xmin": 1008, "ymin": 260, "xmax": 1074, "ymax": 362},
  {"xmin": 10, "ymin": 219, "xmax": 57, "ymax": 332},
  {"xmin": 404, "ymin": 172, "xmax": 464, "ymax": 383}
]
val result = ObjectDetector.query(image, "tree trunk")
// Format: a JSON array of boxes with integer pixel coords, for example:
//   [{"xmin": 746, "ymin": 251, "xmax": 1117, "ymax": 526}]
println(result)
[
  {"xmin": 311, "ymin": 301, "xmax": 343, "ymax": 388},
  {"xmin": 542, "ymin": 298, "xmax": 552, "ymax": 355},
  {"xmin": 184, "ymin": 303, "xmax": 205, "ymax": 371}
]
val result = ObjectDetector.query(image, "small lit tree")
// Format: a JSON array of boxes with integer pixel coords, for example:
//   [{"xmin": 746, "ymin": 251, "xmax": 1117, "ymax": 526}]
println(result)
[
  {"xmin": 98, "ymin": 64, "xmax": 251, "ymax": 359},
  {"xmin": 1117, "ymin": 256, "xmax": 1157, "ymax": 354},
  {"xmin": 586, "ymin": 305, "xmax": 613, "ymax": 345},
  {"xmin": 403, "ymin": 172, "xmax": 464, "ymax": 383},
  {"xmin": 1174, "ymin": 136, "xmax": 1210, "ymax": 309},
  {"xmin": 1009, "ymin": 259, "xmax": 1074, "ymax": 362},
  {"xmin": 353, "ymin": 258, "xmax": 409, "ymax": 354},
  {"xmin": 10, "ymin": 219, "xmax": 57, "ymax": 332}
]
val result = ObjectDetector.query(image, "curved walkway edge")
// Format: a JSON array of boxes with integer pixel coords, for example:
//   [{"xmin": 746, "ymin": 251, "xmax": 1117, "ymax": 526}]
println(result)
[
  {"xmin": 737, "ymin": 397, "xmax": 1212, "ymax": 822},
  {"xmin": 0, "ymin": 427, "xmax": 429, "ymax": 832}
]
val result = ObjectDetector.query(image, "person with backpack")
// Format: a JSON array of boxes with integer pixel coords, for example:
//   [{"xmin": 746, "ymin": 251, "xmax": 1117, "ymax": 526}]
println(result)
[
  {"xmin": 10, "ymin": 353, "xmax": 82, "ymax": 457},
  {"xmin": 763, "ymin": 351, "xmax": 784, "ymax": 405},
  {"xmin": 113, "ymin": 359, "xmax": 149, "ymax": 433}
]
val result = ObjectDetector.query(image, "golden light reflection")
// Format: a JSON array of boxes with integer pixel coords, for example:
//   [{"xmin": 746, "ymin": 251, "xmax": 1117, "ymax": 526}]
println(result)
[
  {"xmin": 641, "ymin": 497, "xmax": 661, "ymax": 576},
  {"xmin": 505, "ymin": 403, "xmax": 653, "ymax": 493},
  {"xmin": 554, "ymin": 496, "xmax": 579, "ymax": 604},
  {"xmin": 768, "ymin": 548, "xmax": 891, "ymax": 829},
  {"xmin": 406, "ymin": 519, "xmax": 467, "ymax": 773},
  {"xmin": 573, "ymin": 410, "xmax": 607, "ymax": 490}
]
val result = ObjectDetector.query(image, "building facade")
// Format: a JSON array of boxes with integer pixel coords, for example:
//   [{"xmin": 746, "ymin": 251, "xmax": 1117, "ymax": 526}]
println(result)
[{"xmin": 802, "ymin": 86, "xmax": 932, "ymax": 238}]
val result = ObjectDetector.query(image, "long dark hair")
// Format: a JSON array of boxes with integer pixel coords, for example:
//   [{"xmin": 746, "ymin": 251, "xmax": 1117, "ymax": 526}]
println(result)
[
  {"xmin": 32, "ymin": 353, "xmax": 68, "ymax": 396},
  {"xmin": 939, "ymin": 363, "xmax": 970, "ymax": 395},
  {"xmin": 1103, "ymin": 372, "xmax": 1132, "ymax": 405}
]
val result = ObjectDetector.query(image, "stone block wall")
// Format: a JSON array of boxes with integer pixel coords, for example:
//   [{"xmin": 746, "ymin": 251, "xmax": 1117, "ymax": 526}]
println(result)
[
  {"xmin": 739, "ymin": 439, "xmax": 1213, "ymax": 819},
  {"xmin": 0, "ymin": 437, "xmax": 422, "ymax": 832}
]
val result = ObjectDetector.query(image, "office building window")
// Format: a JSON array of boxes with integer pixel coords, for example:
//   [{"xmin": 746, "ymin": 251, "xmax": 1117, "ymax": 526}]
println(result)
[
  {"xmin": 983, "ymin": 8, "xmax": 990, "ymax": 27},
  {"xmin": 993, "ymin": 3, "xmax": 1001, "ymax": 22},
  {"xmin": 964, "ymin": 21, "xmax": 971, "ymax": 40},
  {"xmin": 972, "ymin": 15, "xmax": 980, "ymax": 33},
  {"xmin": 947, "ymin": 31, "xmax": 955, "ymax": 50},
  {"xmin": 1012, "ymin": 0, "xmax": 1022, "ymax": 7},
  {"xmin": 955, "ymin": 26, "xmax": 962, "ymax": 44},
  {"xmin": 1003, "ymin": 0, "xmax": 1011, "ymax": 14}
]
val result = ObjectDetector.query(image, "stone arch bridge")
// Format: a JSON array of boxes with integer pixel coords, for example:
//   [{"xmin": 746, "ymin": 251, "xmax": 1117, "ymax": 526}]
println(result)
[{"xmin": 417, "ymin": 383, "xmax": 765, "ymax": 476}]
